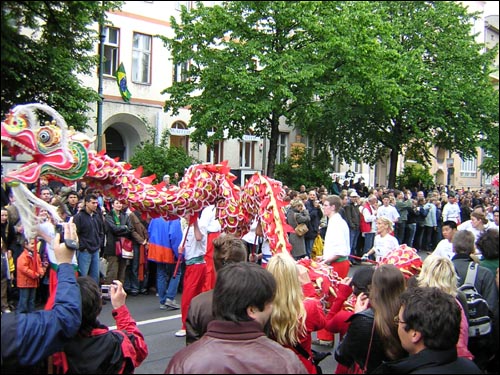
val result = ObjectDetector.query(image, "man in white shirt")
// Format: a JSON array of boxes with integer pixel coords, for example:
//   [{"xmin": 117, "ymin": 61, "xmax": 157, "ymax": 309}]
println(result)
[
  {"xmin": 377, "ymin": 194, "xmax": 400, "ymax": 226},
  {"xmin": 199, "ymin": 204, "xmax": 221, "ymax": 291},
  {"xmin": 442, "ymin": 193, "xmax": 461, "ymax": 224},
  {"xmin": 175, "ymin": 214, "xmax": 207, "ymax": 337},
  {"xmin": 320, "ymin": 195, "xmax": 350, "ymax": 278},
  {"xmin": 432, "ymin": 221, "xmax": 457, "ymax": 260}
]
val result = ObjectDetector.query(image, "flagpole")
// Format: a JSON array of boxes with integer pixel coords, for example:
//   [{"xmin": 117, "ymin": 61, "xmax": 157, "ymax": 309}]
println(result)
[{"xmin": 96, "ymin": 1, "xmax": 105, "ymax": 152}]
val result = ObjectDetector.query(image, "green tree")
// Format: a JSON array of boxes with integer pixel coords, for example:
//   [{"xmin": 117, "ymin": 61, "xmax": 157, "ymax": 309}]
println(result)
[
  {"xmin": 478, "ymin": 122, "xmax": 499, "ymax": 176},
  {"xmin": 129, "ymin": 128, "xmax": 199, "ymax": 184},
  {"xmin": 274, "ymin": 145, "xmax": 333, "ymax": 190},
  {"xmin": 299, "ymin": 1, "xmax": 499, "ymax": 187},
  {"xmin": 159, "ymin": 1, "xmax": 363, "ymax": 177},
  {"xmin": 1, "ymin": 1, "xmax": 122, "ymax": 130},
  {"xmin": 396, "ymin": 164, "xmax": 434, "ymax": 191}
]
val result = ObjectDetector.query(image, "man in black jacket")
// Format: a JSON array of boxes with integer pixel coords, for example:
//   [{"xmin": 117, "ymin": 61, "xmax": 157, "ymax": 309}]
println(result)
[
  {"xmin": 73, "ymin": 194, "xmax": 104, "ymax": 284},
  {"xmin": 373, "ymin": 287, "xmax": 481, "ymax": 374},
  {"xmin": 304, "ymin": 190, "xmax": 323, "ymax": 258}
]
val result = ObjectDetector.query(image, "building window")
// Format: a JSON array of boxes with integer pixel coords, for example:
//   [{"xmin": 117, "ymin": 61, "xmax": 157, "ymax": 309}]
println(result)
[
  {"xmin": 240, "ymin": 133, "xmax": 256, "ymax": 169},
  {"xmin": 170, "ymin": 121, "xmax": 189, "ymax": 153},
  {"xmin": 175, "ymin": 1, "xmax": 192, "ymax": 11},
  {"xmin": 353, "ymin": 161, "xmax": 361, "ymax": 174},
  {"xmin": 331, "ymin": 154, "xmax": 341, "ymax": 172},
  {"xmin": 132, "ymin": 33, "xmax": 151, "ymax": 84},
  {"xmin": 460, "ymin": 156, "xmax": 477, "ymax": 178},
  {"xmin": 173, "ymin": 61, "xmax": 189, "ymax": 83},
  {"xmin": 102, "ymin": 27, "xmax": 119, "ymax": 76},
  {"xmin": 276, "ymin": 132, "xmax": 288, "ymax": 165},
  {"xmin": 207, "ymin": 141, "xmax": 223, "ymax": 164}
]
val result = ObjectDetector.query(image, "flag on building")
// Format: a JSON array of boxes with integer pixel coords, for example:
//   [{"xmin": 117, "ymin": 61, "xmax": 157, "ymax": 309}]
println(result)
[{"xmin": 115, "ymin": 62, "xmax": 132, "ymax": 102}]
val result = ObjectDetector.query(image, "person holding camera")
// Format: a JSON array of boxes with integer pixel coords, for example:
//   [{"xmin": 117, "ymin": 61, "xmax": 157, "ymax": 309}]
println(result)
[
  {"xmin": 56, "ymin": 278, "xmax": 148, "ymax": 373},
  {"xmin": 2, "ymin": 227, "xmax": 82, "ymax": 371}
]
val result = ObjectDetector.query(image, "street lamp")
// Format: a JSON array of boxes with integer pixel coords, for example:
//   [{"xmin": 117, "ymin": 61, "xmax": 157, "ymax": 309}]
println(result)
[{"xmin": 96, "ymin": 1, "xmax": 105, "ymax": 152}]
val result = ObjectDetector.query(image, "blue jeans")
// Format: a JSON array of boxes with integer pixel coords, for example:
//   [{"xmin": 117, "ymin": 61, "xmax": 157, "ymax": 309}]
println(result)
[
  {"xmin": 305, "ymin": 238, "xmax": 314, "ymax": 258},
  {"xmin": 395, "ymin": 222, "xmax": 406, "ymax": 245},
  {"xmin": 349, "ymin": 229, "xmax": 360, "ymax": 256},
  {"xmin": 157, "ymin": 263, "xmax": 182, "ymax": 304},
  {"xmin": 362, "ymin": 232, "xmax": 375, "ymax": 255},
  {"xmin": 405, "ymin": 223, "xmax": 417, "ymax": 248},
  {"xmin": 18, "ymin": 288, "xmax": 36, "ymax": 313},
  {"xmin": 77, "ymin": 250, "xmax": 100, "ymax": 284},
  {"xmin": 124, "ymin": 243, "xmax": 140, "ymax": 293}
]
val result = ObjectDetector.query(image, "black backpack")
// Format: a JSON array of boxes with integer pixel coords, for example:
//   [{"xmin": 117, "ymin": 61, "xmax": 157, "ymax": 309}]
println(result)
[{"xmin": 458, "ymin": 262, "xmax": 492, "ymax": 338}]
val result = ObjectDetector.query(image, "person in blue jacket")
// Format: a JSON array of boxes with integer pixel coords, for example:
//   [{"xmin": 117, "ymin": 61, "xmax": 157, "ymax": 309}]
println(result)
[{"xmin": 1, "ymin": 225, "xmax": 81, "ymax": 370}]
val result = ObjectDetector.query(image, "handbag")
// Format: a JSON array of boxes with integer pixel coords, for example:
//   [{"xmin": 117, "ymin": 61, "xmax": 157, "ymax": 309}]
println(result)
[
  {"xmin": 115, "ymin": 237, "xmax": 134, "ymax": 259},
  {"xmin": 295, "ymin": 223, "xmax": 309, "ymax": 237}
]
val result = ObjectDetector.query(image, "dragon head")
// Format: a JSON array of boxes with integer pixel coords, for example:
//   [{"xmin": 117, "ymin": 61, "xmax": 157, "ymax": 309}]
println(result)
[{"xmin": 1, "ymin": 103, "xmax": 93, "ymax": 184}]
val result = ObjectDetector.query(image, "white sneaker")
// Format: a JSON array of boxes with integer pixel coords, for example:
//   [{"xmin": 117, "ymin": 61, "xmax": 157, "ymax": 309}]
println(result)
[
  {"xmin": 165, "ymin": 298, "xmax": 180, "ymax": 309},
  {"xmin": 175, "ymin": 329, "xmax": 186, "ymax": 337}
]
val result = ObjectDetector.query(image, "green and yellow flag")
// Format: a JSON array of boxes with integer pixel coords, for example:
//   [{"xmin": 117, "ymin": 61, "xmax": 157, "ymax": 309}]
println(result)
[{"xmin": 115, "ymin": 62, "xmax": 132, "ymax": 102}]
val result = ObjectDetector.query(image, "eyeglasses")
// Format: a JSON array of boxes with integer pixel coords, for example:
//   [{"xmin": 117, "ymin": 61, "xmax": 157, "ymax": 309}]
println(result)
[{"xmin": 393, "ymin": 316, "xmax": 406, "ymax": 326}]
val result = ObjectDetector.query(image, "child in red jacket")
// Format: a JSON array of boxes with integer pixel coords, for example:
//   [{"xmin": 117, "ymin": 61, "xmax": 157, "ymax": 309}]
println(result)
[{"xmin": 16, "ymin": 237, "xmax": 44, "ymax": 313}]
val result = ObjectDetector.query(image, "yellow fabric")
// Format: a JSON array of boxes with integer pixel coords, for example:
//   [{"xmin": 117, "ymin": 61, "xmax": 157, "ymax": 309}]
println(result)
[
  {"xmin": 8, "ymin": 256, "xmax": 15, "ymax": 273},
  {"xmin": 311, "ymin": 235, "xmax": 324, "ymax": 259}
]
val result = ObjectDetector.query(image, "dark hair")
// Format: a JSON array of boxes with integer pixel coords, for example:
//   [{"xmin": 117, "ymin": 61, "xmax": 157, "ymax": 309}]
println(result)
[
  {"xmin": 441, "ymin": 220, "xmax": 457, "ymax": 230},
  {"xmin": 400, "ymin": 287, "xmax": 460, "ymax": 350},
  {"xmin": 66, "ymin": 190, "xmax": 79, "ymax": 198},
  {"xmin": 371, "ymin": 264, "xmax": 406, "ymax": 360},
  {"xmin": 452, "ymin": 230, "xmax": 475, "ymax": 255},
  {"xmin": 77, "ymin": 276, "xmax": 102, "ymax": 336},
  {"xmin": 350, "ymin": 267, "xmax": 375, "ymax": 297},
  {"xmin": 213, "ymin": 234, "xmax": 247, "ymax": 272},
  {"xmin": 212, "ymin": 262, "xmax": 276, "ymax": 322},
  {"xmin": 84, "ymin": 194, "xmax": 98, "ymax": 203},
  {"xmin": 476, "ymin": 229, "xmax": 499, "ymax": 260}
]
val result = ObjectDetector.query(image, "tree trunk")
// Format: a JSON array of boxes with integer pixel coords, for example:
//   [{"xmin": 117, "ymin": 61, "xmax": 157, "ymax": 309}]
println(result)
[
  {"xmin": 266, "ymin": 111, "xmax": 279, "ymax": 178},
  {"xmin": 388, "ymin": 147, "xmax": 399, "ymax": 188}
]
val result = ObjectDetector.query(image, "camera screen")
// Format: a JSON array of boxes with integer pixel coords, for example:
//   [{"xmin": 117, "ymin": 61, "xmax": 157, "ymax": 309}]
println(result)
[{"xmin": 101, "ymin": 285, "xmax": 110, "ymax": 297}]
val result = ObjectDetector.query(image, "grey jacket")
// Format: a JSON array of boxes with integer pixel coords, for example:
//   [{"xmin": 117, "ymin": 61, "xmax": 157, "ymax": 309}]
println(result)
[
  {"xmin": 287, "ymin": 207, "xmax": 310, "ymax": 259},
  {"xmin": 452, "ymin": 255, "xmax": 498, "ymax": 312}
]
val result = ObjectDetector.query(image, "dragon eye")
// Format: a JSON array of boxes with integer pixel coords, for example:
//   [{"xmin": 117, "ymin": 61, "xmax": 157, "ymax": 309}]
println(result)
[{"xmin": 39, "ymin": 129, "xmax": 52, "ymax": 143}]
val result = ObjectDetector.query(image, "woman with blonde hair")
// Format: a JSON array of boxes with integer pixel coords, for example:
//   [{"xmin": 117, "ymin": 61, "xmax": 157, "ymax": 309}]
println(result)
[
  {"xmin": 362, "ymin": 217, "xmax": 399, "ymax": 262},
  {"xmin": 416, "ymin": 255, "xmax": 473, "ymax": 360},
  {"xmin": 267, "ymin": 252, "xmax": 326, "ymax": 374}
]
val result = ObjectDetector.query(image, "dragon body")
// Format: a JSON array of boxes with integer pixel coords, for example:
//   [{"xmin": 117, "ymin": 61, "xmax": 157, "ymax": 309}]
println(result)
[{"xmin": 1, "ymin": 103, "xmax": 291, "ymax": 253}]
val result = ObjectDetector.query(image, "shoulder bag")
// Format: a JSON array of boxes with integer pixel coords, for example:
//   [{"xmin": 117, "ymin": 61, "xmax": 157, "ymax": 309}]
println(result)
[
  {"xmin": 116, "ymin": 237, "xmax": 134, "ymax": 259},
  {"xmin": 294, "ymin": 214, "xmax": 309, "ymax": 237}
]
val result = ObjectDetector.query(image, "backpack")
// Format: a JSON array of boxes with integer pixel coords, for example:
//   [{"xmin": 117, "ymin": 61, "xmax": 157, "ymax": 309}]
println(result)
[{"xmin": 458, "ymin": 262, "xmax": 492, "ymax": 338}]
